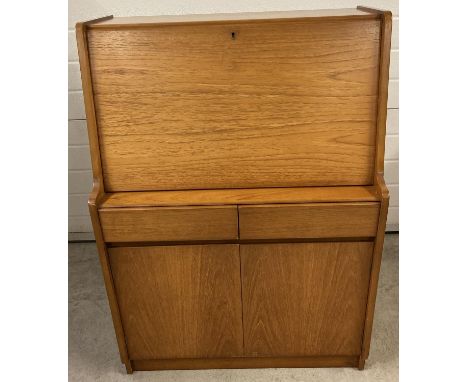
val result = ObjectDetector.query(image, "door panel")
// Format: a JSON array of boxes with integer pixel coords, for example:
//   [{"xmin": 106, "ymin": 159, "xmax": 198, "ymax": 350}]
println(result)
[
  {"xmin": 241, "ymin": 242, "xmax": 373, "ymax": 356},
  {"xmin": 109, "ymin": 244, "xmax": 243, "ymax": 359},
  {"xmin": 87, "ymin": 18, "xmax": 380, "ymax": 191}
]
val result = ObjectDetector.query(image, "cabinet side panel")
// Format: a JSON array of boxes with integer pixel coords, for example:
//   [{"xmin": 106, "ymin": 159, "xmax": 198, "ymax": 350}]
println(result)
[
  {"xmin": 87, "ymin": 18, "xmax": 381, "ymax": 191},
  {"xmin": 108, "ymin": 245, "xmax": 243, "ymax": 359},
  {"xmin": 241, "ymin": 242, "xmax": 373, "ymax": 356}
]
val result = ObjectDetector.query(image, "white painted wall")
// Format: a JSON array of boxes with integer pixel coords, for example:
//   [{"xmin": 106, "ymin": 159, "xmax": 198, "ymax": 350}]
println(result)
[{"xmin": 68, "ymin": 0, "xmax": 399, "ymax": 234}]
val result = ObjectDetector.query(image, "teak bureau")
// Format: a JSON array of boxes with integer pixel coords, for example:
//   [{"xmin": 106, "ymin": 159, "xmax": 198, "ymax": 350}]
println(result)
[{"xmin": 76, "ymin": 7, "xmax": 392, "ymax": 373}]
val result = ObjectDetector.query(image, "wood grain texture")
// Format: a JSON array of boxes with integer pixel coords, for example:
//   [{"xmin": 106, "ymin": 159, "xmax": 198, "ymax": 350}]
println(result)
[
  {"xmin": 239, "ymin": 202, "xmax": 380, "ymax": 239},
  {"xmin": 90, "ymin": 9, "xmax": 377, "ymax": 27},
  {"xmin": 87, "ymin": 185, "xmax": 132, "ymax": 373},
  {"xmin": 360, "ymin": 173, "xmax": 390, "ymax": 367},
  {"xmin": 131, "ymin": 355, "xmax": 359, "ymax": 370},
  {"xmin": 241, "ymin": 242, "xmax": 373, "ymax": 356},
  {"xmin": 75, "ymin": 22, "xmax": 105, "ymax": 201},
  {"xmin": 374, "ymin": 10, "xmax": 392, "ymax": 174},
  {"xmin": 108, "ymin": 245, "xmax": 243, "ymax": 359},
  {"xmin": 99, "ymin": 206, "xmax": 238, "ymax": 242},
  {"xmin": 87, "ymin": 18, "xmax": 381, "ymax": 191},
  {"xmin": 77, "ymin": 18, "xmax": 133, "ymax": 374},
  {"xmin": 76, "ymin": 9, "xmax": 392, "ymax": 371},
  {"xmin": 100, "ymin": 186, "xmax": 379, "ymax": 208}
]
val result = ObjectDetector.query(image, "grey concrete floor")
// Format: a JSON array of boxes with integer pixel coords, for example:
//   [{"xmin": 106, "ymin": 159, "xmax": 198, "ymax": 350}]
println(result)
[{"xmin": 69, "ymin": 234, "xmax": 398, "ymax": 382}]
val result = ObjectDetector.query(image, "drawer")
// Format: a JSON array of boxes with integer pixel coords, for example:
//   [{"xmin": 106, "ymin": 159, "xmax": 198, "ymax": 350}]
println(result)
[
  {"xmin": 99, "ymin": 206, "xmax": 238, "ymax": 242},
  {"xmin": 239, "ymin": 202, "xmax": 380, "ymax": 240}
]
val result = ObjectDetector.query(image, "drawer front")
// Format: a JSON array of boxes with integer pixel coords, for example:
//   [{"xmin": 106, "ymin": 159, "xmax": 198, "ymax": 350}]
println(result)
[
  {"xmin": 99, "ymin": 206, "xmax": 238, "ymax": 242},
  {"xmin": 239, "ymin": 202, "xmax": 380, "ymax": 239}
]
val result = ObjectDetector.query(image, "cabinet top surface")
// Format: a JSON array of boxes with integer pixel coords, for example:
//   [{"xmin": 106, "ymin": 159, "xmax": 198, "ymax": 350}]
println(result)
[
  {"xmin": 87, "ymin": 9, "xmax": 378, "ymax": 27},
  {"xmin": 99, "ymin": 186, "xmax": 380, "ymax": 209}
]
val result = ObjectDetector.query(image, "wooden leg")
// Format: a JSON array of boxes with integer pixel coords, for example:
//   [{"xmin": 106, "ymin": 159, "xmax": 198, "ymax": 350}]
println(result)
[
  {"xmin": 358, "ymin": 356, "xmax": 366, "ymax": 370},
  {"xmin": 124, "ymin": 360, "xmax": 133, "ymax": 374}
]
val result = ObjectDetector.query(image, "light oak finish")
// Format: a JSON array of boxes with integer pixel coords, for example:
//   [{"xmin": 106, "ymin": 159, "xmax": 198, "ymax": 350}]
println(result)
[
  {"xmin": 76, "ymin": 17, "xmax": 110, "ymax": 191},
  {"xmin": 241, "ymin": 242, "xmax": 373, "ymax": 356},
  {"xmin": 367, "ymin": 8, "xmax": 392, "ymax": 174},
  {"xmin": 359, "ymin": 173, "xmax": 390, "ymax": 368},
  {"xmin": 101, "ymin": 186, "xmax": 379, "ymax": 208},
  {"xmin": 357, "ymin": 5, "xmax": 393, "ymax": 368},
  {"xmin": 91, "ymin": 9, "xmax": 378, "ymax": 27},
  {"xmin": 99, "ymin": 206, "xmax": 238, "ymax": 242},
  {"xmin": 76, "ymin": 7, "xmax": 392, "ymax": 372},
  {"xmin": 239, "ymin": 203, "xmax": 380, "ymax": 239},
  {"xmin": 131, "ymin": 355, "xmax": 359, "ymax": 371},
  {"xmin": 87, "ymin": 186, "xmax": 133, "ymax": 373},
  {"xmin": 77, "ymin": 16, "xmax": 133, "ymax": 374},
  {"xmin": 108, "ymin": 245, "xmax": 244, "ymax": 359},
  {"xmin": 87, "ymin": 17, "xmax": 380, "ymax": 191}
]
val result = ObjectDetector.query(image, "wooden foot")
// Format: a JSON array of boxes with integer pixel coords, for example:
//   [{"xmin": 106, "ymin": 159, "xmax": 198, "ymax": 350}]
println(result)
[
  {"xmin": 124, "ymin": 360, "xmax": 133, "ymax": 374},
  {"xmin": 358, "ymin": 356, "xmax": 366, "ymax": 370}
]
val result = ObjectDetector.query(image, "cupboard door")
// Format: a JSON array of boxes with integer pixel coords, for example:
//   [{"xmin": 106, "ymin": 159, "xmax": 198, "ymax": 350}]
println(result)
[
  {"xmin": 241, "ymin": 242, "xmax": 373, "ymax": 357},
  {"xmin": 108, "ymin": 244, "xmax": 243, "ymax": 359}
]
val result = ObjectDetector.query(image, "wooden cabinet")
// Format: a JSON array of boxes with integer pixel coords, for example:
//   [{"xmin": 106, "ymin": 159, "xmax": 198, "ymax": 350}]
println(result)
[{"xmin": 77, "ymin": 7, "xmax": 391, "ymax": 373}]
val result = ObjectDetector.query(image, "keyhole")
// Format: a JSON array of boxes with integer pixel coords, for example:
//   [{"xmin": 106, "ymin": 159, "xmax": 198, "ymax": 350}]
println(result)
[{"xmin": 231, "ymin": 32, "xmax": 236, "ymax": 40}]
